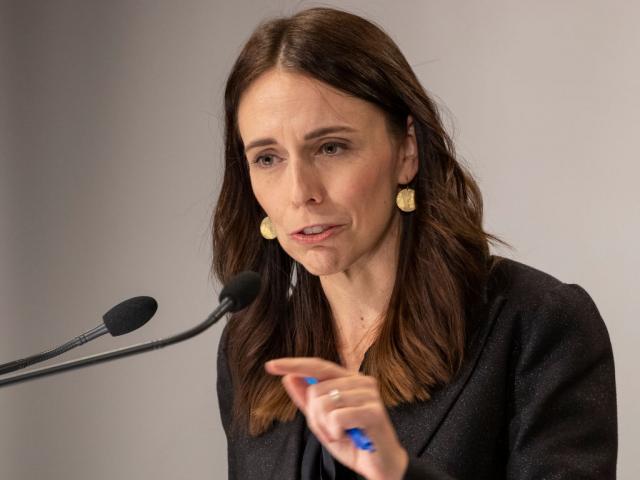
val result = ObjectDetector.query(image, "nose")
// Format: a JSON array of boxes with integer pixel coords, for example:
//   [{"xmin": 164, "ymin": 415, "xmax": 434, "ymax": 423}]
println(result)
[{"xmin": 287, "ymin": 155, "xmax": 323, "ymax": 208}]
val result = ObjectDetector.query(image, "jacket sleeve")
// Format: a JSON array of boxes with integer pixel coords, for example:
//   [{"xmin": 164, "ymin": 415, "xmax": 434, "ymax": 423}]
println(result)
[{"xmin": 505, "ymin": 283, "xmax": 617, "ymax": 478}]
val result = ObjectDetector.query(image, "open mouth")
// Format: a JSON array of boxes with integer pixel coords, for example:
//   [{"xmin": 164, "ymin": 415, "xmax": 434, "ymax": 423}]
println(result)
[
  {"xmin": 300, "ymin": 225, "xmax": 332, "ymax": 235},
  {"xmin": 291, "ymin": 224, "xmax": 343, "ymax": 243}
]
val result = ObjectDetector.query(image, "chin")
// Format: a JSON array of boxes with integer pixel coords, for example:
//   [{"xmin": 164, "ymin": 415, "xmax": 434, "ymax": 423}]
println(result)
[
  {"xmin": 302, "ymin": 264, "xmax": 342, "ymax": 277},
  {"xmin": 294, "ymin": 253, "xmax": 346, "ymax": 277},
  {"xmin": 280, "ymin": 241, "xmax": 351, "ymax": 277}
]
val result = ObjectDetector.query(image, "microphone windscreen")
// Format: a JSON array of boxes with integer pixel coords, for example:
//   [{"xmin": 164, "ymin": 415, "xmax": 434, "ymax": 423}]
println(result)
[
  {"xmin": 219, "ymin": 271, "xmax": 261, "ymax": 312},
  {"xmin": 103, "ymin": 296, "xmax": 158, "ymax": 336}
]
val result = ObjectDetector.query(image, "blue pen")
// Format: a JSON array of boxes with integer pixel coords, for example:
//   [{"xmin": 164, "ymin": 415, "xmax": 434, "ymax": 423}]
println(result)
[{"xmin": 305, "ymin": 376, "xmax": 376, "ymax": 452}]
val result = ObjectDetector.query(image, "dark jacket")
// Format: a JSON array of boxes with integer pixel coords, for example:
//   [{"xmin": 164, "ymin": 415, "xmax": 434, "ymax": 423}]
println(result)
[{"xmin": 217, "ymin": 258, "xmax": 617, "ymax": 479}]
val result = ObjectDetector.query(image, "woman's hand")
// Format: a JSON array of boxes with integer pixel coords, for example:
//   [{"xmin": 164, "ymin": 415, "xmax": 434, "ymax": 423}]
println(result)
[{"xmin": 265, "ymin": 357, "xmax": 409, "ymax": 480}]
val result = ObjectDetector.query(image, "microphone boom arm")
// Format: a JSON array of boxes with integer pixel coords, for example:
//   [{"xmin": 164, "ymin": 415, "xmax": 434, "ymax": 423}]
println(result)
[
  {"xmin": 0, "ymin": 324, "xmax": 108, "ymax": 376},
  {"xmin": 0, "ymin": 297, "xmax": 233, "ymax": 388}
]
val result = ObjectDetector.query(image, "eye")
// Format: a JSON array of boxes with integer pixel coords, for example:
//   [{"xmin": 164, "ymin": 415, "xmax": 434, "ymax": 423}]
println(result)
[
  {"xmin": 319, "ymin": 142, "xmax": 347, "ymax": 156},
  {"xmin": 253, "ymin": 153, "xmax": 280, "ymax": 168}
]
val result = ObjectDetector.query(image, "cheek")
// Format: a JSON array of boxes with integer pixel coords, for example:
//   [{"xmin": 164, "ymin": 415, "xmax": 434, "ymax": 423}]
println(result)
[
  {"xmin": 333, "ymin": 159, "xmax": 396, "ymax": 216},
  {"xmin": 250, "ymin": 173, "xmax": 277, "ymax": 214}
]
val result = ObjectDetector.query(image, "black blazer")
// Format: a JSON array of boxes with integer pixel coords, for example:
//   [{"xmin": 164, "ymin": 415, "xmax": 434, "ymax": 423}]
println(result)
[{"xmin": 217, "ymin": 258, "xmax": 617, "ymax": 479}]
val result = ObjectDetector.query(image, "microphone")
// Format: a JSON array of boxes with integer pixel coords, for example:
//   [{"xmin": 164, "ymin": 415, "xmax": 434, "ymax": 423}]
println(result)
[
  {"xmin": 0, "ymin": 296, "xmax": 158, "ymax": 376},
  {"xmin": 0, "ymin": 271, "xmax": 261, "ymax": 388}
]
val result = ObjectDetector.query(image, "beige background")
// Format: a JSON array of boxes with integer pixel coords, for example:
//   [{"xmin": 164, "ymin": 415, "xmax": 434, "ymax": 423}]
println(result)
[{"xmin": 1, "ymin": 1, "xmax": 637, "ymax": 478}]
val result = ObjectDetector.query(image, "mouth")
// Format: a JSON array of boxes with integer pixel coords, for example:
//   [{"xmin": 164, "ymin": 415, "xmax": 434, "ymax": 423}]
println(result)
[{"xmin": 290, "ymin": 224, "xmax": 343, "ymax": 244}]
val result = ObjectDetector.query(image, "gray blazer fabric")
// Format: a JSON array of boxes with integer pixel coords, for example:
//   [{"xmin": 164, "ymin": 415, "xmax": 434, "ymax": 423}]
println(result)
[{"xmin": 217, "ymin": 258, "xmax": 617, "ymax": 479}]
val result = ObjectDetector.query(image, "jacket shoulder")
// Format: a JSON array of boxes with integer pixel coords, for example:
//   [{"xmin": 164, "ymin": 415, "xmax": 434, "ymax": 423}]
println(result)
[
  {"xmin": 487, "ymin": 257, "xmax": 610, "ymax": 344},
  {"xmin": 489, "ymin": 256, "xmax": 564, "ymax": 302}
]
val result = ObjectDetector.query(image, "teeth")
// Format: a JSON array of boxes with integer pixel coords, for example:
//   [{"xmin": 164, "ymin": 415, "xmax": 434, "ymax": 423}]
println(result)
[{"xmin": 302, "ymin": 225, "xmax": 328, "ymax": 235}]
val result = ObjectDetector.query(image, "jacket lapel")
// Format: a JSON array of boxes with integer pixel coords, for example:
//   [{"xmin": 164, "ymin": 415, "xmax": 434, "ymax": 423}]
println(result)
[{"xmin": 389, "ymin": 294, "xmax": 507, "ymax": 457}]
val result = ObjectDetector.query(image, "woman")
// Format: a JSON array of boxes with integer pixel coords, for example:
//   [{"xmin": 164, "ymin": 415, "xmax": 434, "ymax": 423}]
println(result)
[{"xmin": 213, "ymin": 7, "xmax": 616, "ymax": 480}]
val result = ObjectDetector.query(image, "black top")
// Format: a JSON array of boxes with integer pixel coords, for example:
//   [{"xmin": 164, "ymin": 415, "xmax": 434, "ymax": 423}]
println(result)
[{"xmin": 217, "ymin": 257, "xmax": 617, "ymax": 479}]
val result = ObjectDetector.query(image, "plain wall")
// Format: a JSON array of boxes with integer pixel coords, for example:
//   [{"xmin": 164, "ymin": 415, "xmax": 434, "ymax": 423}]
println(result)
[{"xmin": 1, "ymin": 1, "xmax": 637, "ymax": 478}]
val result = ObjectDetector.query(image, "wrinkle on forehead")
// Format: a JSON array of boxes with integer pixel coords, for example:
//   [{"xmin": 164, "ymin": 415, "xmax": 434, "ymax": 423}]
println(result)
[{"xmin": 237, "ymin": 69, "xmax": 380, "ymax": 145}]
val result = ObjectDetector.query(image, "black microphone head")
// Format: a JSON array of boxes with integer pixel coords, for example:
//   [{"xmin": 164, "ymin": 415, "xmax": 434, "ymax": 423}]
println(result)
[
  {"xmin": 102, "ymin": 296, "xmax": 158, "ymax": 336},
  {"xmin": 219, "ymin": 271, "xmax": 261, "ymax": 312}
]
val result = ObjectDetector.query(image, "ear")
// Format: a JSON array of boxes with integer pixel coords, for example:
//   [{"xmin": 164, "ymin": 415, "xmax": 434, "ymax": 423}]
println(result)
[{"xmin": 397, "ymin": 115, "xmax": 419, "ymax": 184}]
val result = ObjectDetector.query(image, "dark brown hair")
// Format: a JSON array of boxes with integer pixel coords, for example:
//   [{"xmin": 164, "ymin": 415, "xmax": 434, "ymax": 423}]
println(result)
[{"xmin": 213, "ymin": 7, "xmax": 498, "ymax": 436}]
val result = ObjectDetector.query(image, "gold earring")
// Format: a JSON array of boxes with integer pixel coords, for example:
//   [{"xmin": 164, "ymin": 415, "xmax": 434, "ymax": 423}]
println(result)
[
  {"xmin": 396, "ymin": 187, "xmax": 416, "ymax": 212},
  {"xmin": 260, "ymin": 216, "xmax": 277, "ymax": 239}
]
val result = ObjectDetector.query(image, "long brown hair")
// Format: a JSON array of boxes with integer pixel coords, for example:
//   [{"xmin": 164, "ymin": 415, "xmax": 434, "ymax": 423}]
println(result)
[{"xmin": 213, "ymin": 7, "xmax": 498, "ymax": 436}]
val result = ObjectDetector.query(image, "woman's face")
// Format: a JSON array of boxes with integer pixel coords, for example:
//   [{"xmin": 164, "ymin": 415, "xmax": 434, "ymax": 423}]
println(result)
[{"xmin": 237, "ymin": 69, "xmax": 417, "ymax": 276}]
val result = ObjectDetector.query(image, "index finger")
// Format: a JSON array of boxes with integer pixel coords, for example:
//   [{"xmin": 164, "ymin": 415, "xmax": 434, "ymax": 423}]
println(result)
[{"xmin": 265, "ymin": 357, "xmax": 348, "ymax": 380}]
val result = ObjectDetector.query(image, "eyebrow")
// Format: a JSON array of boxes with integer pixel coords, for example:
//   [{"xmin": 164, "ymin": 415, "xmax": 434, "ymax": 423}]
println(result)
[{"xmin": 243, "ymin": 125, "xmax": 357, "ymax": 152}]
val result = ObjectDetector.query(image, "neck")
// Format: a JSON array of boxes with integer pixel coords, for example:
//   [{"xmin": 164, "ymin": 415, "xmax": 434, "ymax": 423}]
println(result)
[{"xmin": 319, "ymin": 217, "xmax": 401, "ymax": 371}]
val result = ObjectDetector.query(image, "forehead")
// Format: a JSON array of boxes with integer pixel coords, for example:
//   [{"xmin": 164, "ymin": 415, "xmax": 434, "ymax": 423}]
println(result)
[{"xmin": 237, "ymin": 69, "xmax": 384, "ymax": 139}]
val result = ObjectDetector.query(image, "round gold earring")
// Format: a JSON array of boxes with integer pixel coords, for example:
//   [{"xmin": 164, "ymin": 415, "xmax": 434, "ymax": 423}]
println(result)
[
  {"xmin": 396, "ymin": 187, "xmax": 416, "ymax": 212},
  {"xmin": 260, "ymin": 216, "xmax": 277, "ymax": 240}
]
